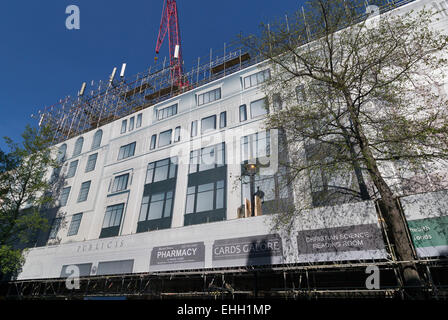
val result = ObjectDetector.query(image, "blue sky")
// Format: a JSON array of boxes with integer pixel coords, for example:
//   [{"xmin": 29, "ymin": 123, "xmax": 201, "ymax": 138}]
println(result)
[{"xmin": 0, "ymin": 0, "xmax": 305, "ymax": 151}]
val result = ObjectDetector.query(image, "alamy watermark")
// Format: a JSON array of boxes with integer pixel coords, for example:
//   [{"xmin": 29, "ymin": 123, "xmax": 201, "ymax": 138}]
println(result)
[
  {"xmin": 365, "ymin": 265, "xmax": 380, "ymax": 290},
  {"xmin": 65, "ymin": 265, "xmax": 80, "ymax": 290},
  {"xmin": 66, "ymin": 5, "xmax": 80, "ymax": 30}
]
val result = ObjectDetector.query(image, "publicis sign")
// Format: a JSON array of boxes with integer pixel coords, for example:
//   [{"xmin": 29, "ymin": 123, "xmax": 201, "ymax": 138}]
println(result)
[
  {"xmin": 150, "ymin": 242, "xmax": 205, "ymax": 271},
  {"xmin": 76, "ymin": 239, "xmax": 124, "ymax": 253},
  {"xmin": 296, "ymin": 224, "xmax": 386, "ymax": 262},
  {"xmin": 212, "ymin": 234, "xmax": 284, "ymax": 267}
]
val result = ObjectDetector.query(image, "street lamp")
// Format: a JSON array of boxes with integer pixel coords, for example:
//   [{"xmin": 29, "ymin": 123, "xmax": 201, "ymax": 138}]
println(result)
[{"xmin": 244, "ymin": 163, "xmax": 257, "ymax": 217}]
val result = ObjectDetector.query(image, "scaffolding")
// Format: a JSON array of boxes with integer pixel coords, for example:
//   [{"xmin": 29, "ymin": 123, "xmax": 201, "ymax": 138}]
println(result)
[
  {"xmin": 2, "ymin": 259, "xmax": 447, "ymax": 300},
  {"xmin": 36, "ymin": 40, "xmax": 258, "ymax": 145},
  {"xmin": 34, "ymin": 0, "xmax": 416, "ymax": 145}
]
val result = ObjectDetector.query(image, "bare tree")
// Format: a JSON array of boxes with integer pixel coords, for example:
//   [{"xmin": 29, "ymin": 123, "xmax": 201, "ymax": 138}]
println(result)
[{"xmin": 242, "ymin": 0, "xmax": 448, "ymax": 292}]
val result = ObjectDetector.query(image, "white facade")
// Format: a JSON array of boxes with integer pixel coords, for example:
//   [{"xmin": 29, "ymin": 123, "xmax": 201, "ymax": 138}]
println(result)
[
  {"xmin": 17, "ymin": 0, "xmax": 448, "ymax": 280},
  {"xmin": 46, "ymin": 61, "xmax": 275, "ymax": 244}
]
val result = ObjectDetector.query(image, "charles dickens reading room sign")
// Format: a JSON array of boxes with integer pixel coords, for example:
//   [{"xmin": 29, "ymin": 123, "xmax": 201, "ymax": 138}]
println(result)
[
  {"xmin": 212, "ymin": 234, "xmax": 284, "ymax": 267},
  {"xmin": 150, "ymin": 242, "xmax": 205, "ymax": 271}
]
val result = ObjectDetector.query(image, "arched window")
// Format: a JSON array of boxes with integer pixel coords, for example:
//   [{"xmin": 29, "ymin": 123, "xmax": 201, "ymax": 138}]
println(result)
[
  {"xmin": 57, "ymin": 144, "xmax": 67, "ymax": 163},
  {"xmin": 91, "ymin": 130, "xmax": 103, "ymax": 150},
  {"xmin": 73, "ymin": 137, "xmax": 84, "ymax": 157}
]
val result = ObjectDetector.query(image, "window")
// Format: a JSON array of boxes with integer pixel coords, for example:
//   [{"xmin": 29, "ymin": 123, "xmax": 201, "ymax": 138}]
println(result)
[
  {"xmin": 136, "ymin": 114, "xmax": 142, "ymax": 128},
  {"xmin": 51, "ymin": 166, "xmax": 62, "ymax": 183},
  {"xmin": 129, "ymin": 117, "xmax": 135, "ymax": 131},
  {"xmin": 138, "ymin": 191, "xmax": 173, "ymax": 222},
  {"xmin": 57, "ymin": 144, "xmax": 67, "ymax": 163},
  {"xmin": 241, "ymin": 168, "xmax": 290, "ymax": 209},
  {"xmin": 138, "ymin": 157, "xmax": 178, "ymax": 233},
  {"xmin": 145, "ymin": 158, "xmax": 177, "ymax": 184},
  {"xmin": 67, "ymin": 160, "xmax": 78, "ymax": 178},
  {"xmin": 273, "ymin": 93, "xmax": 283, "ymax": 111},
  {"xmin": 103, "ymin": 204, "xmax": 124, "ymax": 228},
  {"xmin": 250, "ymin": 98, "xmax": 269, "ymax": 118},
  {"xmin": 219, "ymin": 112, "xmax": 227, "ymax": 129},
  {"xmin": 101, "ymin": 204, "xmax": 124, "ymax": 238},
  {"xmin": 244, "ymin": 69, "xmax": 270, "ymax": 89},
  {"xmin": 77, "ymin": 181, "xmax": 91, "ymax": 203},
  {"xmin": 174, "ymin": 126, "xmax": 181, "ymax": 142},
  {"xmin": 121, "ymin": 120, "xmax": 127, "ymax": 134},
  {"xmin": 189, "ymin": 143, "xmax": 225, "ymax": 174},
  {"xmin": 158, "ymin": 130, "xmax": 172, "ymax": 147},
  {"xmin": 239, "ymin": 105, "xmax": 247, "ymax": 122},
  {"xmin": 49, "ymin": 218, "xmax": 62, "ymax": 240},
  {"xmin": 241, "ymin": 131, "xmax": 291, "ymax": 215},
  {"xmin": 60, "ymin": 187, "xmax": 71, "ymax": 207},
  {"xmin": 150, "ymin": 135, "xmax": 157, "ymax": 150},
  {"xmin": 157, "ymin": 104, "xmax": 178, "ymax": 121},
  {"xmin": 241, "ymin": 131, "xmax": 270, "ymax": 162},
  {"xmin": 67, "ymin": 213, "xmax": 83, "ymax": 236},
  {"xmin": 118, "ymin": 142, "xmax": 136, "ymax": 160},
  {"xmin": 73, "ymin": 137, "xmax": 84, "ymax": 157},
  {"xmin": 201, "ymin": 115, "xmax": 216, "ymax": 134},
  {"xmin": 91, "ymin": 130, "xmax": 103, "ymax": 150},
  {"xmin": 85, "ymin": 153, "xmax": 98, "ymax": 172},
  {"xmin": 296, "ymin": 85, "xmax": 306, "ymax": 103},
  {"xmin": 111, "ymin": 174, "xmax": 129, "ymax": 193},
  {"xmin": 191, "ymin": 120, "xmax": 198, "ymax": 137},
  {"xmin": 197, "ymin": 88, "xmax": 221, "ymax": 106},
  {"xmin": 185, "ymin": 143, "xmax": 227, "ymax": 226},
  {"xmin": 304, "ymin": 142, "xmax": 352, "ymax": 207},
  {"xmin": 185, "ymin": 180, "xmax": 225, "ymax": 214}
]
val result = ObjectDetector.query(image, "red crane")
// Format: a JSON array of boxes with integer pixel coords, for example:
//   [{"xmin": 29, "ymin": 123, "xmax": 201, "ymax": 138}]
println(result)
[{"xmin": 155, "ymin": 0, "xmax": 187, "ymax": 88}]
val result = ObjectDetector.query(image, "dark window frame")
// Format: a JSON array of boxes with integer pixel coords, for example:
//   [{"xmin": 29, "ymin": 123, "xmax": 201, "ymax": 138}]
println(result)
[
  {"xmin": 100, "ymin": 203, "xmax": 125, "ymax": 238},
  {"xmin": 67, "ymin": 213, "xmax": 83, "ymax": 236},
  {"xmin": 49, "ymin": 217, "xmax": 62, "ymax": 240},
  {"xmin": 239, "ymin": 104, "xmax": 247, "ymax": 122},
  {"xmin": 60, "ymin": 186, "xmax": 71, "ymax": 207},
  {"xmin": 191, "ymin": 120, "xmax": 198, "ymax": 137},
  {"xmin": 197, "ymin": 88, "xmax": 222, "ymax": 106},
  {"xmin": 118, "ymin": 142, "xmax": 136, "ymax": 160},
  {"xmin": 201, "ymin": 115, "xmax": 217, "ymax": 135},
  {"xmin": 77, "ymin": 181, "xmax": 91, "ymax": 203},
  {"xmin": 219, "ymin": 111, "xmax": 227, "ymax": 129},
  {"xmin": 85, "ymin": 153, "xmax": 98, "ymax": 172},
  {"xmin": 136, "ymin": 113, "xmax": 142, "ymax": 128},
  {"xmin": 67, "ymin": 160, "xmax": 78, "ymax": 178},
  {"xmin": 91, "ymin": 130, "xmax": 103, "ymax": 150},
  {"xmin": 243, "ymin": 69, "xmax": 271, "ymax": 89},
  {"xmin": 73, "ymin": 137, "xmax": 84, "ymax": 157},
  {"xmin": 250, "ymin": 97, "xmax": 269, "ymax": 119},
  {"xmin": 138, "ymin": 190, "xmax": 174, "ymax": 222},
  {"xmin": 121, "ymin": 120, "xmax": 127, "ymax": 134},
  {"xmin": 174, "ymin": 126, "xmax": 181, "ymax": 142},
  {"xmin": 129, "ymin": 117, "xmax": 135, "ymax": 131},
  {"xmin": 150, "ymin": 135, "xmax": 157, "ymax": 150},
  {"xmin": 189, "ymin": 142, "xmax": 225, "ymax": 174},
  {"xmin": 158, "ymin": 129, "xmax": 172, "ymax": 148},
  {"xmin": 145, "ymin": 158, "xmax": 178, "ymax": 185},
  {"xmin": 157, "ymin": 104, "xmax": 178, "ymax": 121},
  {"xmin": 111, "ymin": 173, "xmax": 130, "ymax": 193},
  {"xmin": 185, "ymin": 180, "xmax": 226, "ymax": 215}
]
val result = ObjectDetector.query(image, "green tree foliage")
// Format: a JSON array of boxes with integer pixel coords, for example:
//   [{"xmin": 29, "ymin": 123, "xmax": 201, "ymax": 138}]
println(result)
[{"xmin": 0, "ymin": 125, "xmax": 57, "ymax": 279}]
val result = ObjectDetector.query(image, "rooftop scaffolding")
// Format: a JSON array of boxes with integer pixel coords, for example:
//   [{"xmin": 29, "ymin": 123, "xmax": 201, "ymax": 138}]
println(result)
[{"xmin": 34, "ymin": 0, "xmax": 416, "ymax": 145}]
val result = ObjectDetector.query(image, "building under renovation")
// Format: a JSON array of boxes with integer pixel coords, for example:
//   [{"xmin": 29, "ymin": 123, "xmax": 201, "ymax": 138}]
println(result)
[{"xmin": 4, "ymin": 0, "xmax": 448, "ymax": 299}]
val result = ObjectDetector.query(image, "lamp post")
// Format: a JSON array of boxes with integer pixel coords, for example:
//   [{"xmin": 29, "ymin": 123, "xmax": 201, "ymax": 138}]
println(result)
[{"xmin": 245, "ymin": 163, "xmax": 257, "ymax": 217}]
